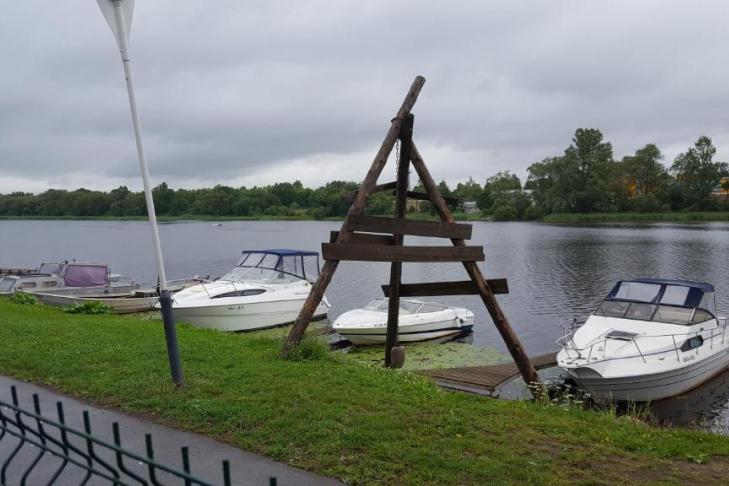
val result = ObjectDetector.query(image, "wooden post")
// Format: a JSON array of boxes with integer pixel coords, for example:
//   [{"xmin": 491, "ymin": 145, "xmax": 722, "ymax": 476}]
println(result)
[
  {"xmin": 409, "ymin": 143, "xmax": 541, "ymax": 385},
  {"xmin": 385, "ymin": 114, "xmax": 413, "ymax": 367},
  {"xmin": 282, "ymin": 77, "xmax": 426, "ymax": 354}
]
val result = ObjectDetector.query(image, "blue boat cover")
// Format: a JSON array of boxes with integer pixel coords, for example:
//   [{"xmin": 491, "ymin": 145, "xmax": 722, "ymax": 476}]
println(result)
[
  {"xmin": 606, "ymin": 278, "xmax": 714, "ymax": 309},
  {"xmin": 629, "ymin": 278, "xmax": 714, "ymax": 293}
]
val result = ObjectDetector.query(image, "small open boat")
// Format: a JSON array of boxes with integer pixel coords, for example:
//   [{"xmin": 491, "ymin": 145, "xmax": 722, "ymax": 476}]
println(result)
[
  {"xmin": 332, "ymin": 298, "xmax": 474, "ymax": 345},
  {"xmin": 557, "ymin": 278, "xmax": 729, "ymax": 402},
  {"xmin": 32, "ymin": 289, "xmax": 159, "ymax": 314}
]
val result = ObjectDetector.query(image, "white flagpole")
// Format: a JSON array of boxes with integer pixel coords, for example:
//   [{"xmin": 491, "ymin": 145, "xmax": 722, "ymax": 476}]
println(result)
[{"xmin": 98, "ymin": 0, "xmax": 183, "ymax": 385}]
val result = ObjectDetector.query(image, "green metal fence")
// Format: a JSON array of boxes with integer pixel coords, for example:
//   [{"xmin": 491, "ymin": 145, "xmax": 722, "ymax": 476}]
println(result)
[{"xmin": 0, "ymin": 385, "xmax": 277, "ymax": 485}]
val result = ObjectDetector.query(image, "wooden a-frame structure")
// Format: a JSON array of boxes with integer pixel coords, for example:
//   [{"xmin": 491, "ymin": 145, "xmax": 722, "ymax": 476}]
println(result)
[{"xmin": 283, "ymin": 76, "xmax": 540, "ymax": 385}]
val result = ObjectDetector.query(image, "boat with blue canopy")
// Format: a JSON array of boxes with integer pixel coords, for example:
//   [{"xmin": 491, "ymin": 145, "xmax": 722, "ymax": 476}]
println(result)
[
  {"xmin": 557, "ymin": 278, "xmax": 729, "ymax": 401},
  {"xmin": 170, "ymin": 249, "xmax": 330, "ymax": 331}
]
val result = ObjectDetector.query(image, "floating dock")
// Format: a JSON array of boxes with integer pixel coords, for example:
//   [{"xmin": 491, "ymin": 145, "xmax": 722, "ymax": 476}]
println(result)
[{"xmin": 423, "ymin": 352, "xmax": 558, "ymax": 396}]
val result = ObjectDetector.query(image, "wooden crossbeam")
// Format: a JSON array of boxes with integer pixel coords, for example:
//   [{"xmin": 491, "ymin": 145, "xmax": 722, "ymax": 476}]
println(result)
[
  {"xmin": 343, "ymin": 181, "xmax": 397, "ymax": 202},
  {"xmin": 348, "ymin": 215, "xmax": 472, "ymax": 239},
  {"xmin": 322, "ymin": 243, "xmax": 484, "ymax": 262},
  {"xmin": 382, "ymin": 279, "xmax": 509, "ymax": 297},
  {"xmin": 405, "ymin": 191, "xmax": 460, "ymax": 205},
  {"xmin": 329, "ymin": 231, "xmax": 395, "ymax": 245}
]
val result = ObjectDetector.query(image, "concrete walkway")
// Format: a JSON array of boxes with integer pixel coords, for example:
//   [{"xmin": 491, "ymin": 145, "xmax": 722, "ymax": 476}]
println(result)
[{"xmin": 0, "ymin": 375, "xmax": 342, "ymax": 485}]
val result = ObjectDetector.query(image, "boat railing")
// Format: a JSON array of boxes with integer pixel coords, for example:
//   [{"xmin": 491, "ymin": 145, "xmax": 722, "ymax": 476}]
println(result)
[{"xmin": 557, "ymin": 319, "xmax": 728, "ymax": 364}]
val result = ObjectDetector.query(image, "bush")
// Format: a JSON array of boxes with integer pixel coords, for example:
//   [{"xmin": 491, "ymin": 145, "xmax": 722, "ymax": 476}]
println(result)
[
  {"xmin": 492, "ymin": 205, "xmax": 518, "ymax": 221},
  {"xmin": 628, "ymin": 194, "xmax": 662, "ymax": 213},
  {"xmin": 9, "ymin": 292, "xmax": 37, "ymax": 305},
  {"xmin": 63, "ymin": 301, "xmax": 112, "ymax": 315}
]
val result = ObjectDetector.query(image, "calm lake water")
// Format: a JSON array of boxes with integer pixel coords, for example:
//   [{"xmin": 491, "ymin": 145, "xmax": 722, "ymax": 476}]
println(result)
[{"xmin": 3, "ymin": 219, "xmax": 729, "ymax": 431}]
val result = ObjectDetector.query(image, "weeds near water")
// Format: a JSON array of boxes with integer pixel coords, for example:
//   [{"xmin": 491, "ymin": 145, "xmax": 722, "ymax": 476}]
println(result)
[
  {"xmin": 282, "ymin": 336, "xmax": 329, "ymax": 362},
  {"xmin": 527, "ymin": 380, "xmax": 591, "ymax": 410},
  {"xmin": 63, "ymin": 301, "xmax": 112, "ymax": 315},
  {"xmin": 8, "ymin": 292, "xmax": 37, "ymax": 305}
]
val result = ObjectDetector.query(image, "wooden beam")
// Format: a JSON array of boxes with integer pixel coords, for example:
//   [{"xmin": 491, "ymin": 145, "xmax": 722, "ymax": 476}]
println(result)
[
  {"xmin": 385, "ymin": 113, "xmax": 414, "ymax": 367},
  {"xmin": 382, "ymin": 279, "xmax": 509, "ymax": 297},
  {"xmin": 343, "ymin": 181, "xmax": 397, "ymax": 202},
  {"xmin": 405, "ymin": 191, "xmax": 460, "ymax": 205},
  {"xmin": 329, "ymin": 231, "xmax": 395, "ymax": 245},
  {"xmin": 410, "ymin": 142, "xmax": 540, "ymax": 386},
  {"xmin": 322, "ymin": 243, "xmax": 484, "ymax": 262},
  {"xmin": 282, "ymin": 76, "xmax": 427, "ymax": 355},
  {"xmin": 348, "ymin": 215, "xmax": 472, "ymax": 240}
]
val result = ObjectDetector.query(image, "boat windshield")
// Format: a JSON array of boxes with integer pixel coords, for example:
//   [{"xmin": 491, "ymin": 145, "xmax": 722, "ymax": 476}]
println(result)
[
  {"xmin": 363, "ymin": 298, "xmax": 422, "ymax": 314},
  {"xmin": 221, "ymin": 250, "xmax": 321, "ymax": 284},
  {"xmin": 596, "ymin": 280, "xmax": 717, "ymax": 325},
  {"xmin": 38, "ymin": 262, "xmax": 64, "ymax": 275},
  {"xmin": 0, "ymin": 277, "xmax": 16, "ymax": 292},
  {"xmin": 220, "ymin": 266, "xmax": 301, "ymax": 284}
]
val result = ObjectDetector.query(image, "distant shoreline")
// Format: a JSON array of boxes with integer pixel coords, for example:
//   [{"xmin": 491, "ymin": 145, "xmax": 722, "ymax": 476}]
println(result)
[{"xmin": 2, "ymin": 211, "xmax": 729, "ymax": 224}]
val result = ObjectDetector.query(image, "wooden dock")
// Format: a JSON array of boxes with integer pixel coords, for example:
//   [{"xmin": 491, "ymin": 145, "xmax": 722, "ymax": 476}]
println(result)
[{"xmin": 423, "ymin": 352, "xmax": 558, "ymax": 396}]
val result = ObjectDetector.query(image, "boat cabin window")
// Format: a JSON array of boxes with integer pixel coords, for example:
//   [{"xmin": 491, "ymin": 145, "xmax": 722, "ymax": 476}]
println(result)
[
  {"xmin": 212, "ymin": 288, "xmax": 266, "ymax": 299},
  {"xmin": 22, "ymin": 282, "xmax": 37, "ymax": 288},
  {"xmin": 42, "ymin": 281, "xmax": 58, "ymax": 288},
  {"xmin": 680, "ymin": 335, "xmax": 703, "ymax": 352},
  {"xmin": 0, "ymin": 278, "xmax": 16, "ymax": 292}
]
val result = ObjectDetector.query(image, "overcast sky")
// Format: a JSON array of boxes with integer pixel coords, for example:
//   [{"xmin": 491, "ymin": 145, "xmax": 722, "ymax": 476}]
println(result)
[{"xmin": 1, "ymin": 1, "xmax": 728, "ymax": 193}]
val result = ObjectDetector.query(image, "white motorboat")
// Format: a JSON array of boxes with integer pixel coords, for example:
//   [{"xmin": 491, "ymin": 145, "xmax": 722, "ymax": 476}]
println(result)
[
  {"xmin": 170, "ymin": 249, "xmax": 330, "ymax": 332},
  {"xmin": 332, "ymin": 298, "xmax": 474, "ymax": 345},
  {"xmin": 0, "ymin": 262, "xmax": 137, "ymax": 296},
  {"xmin": 557, "ymin": 278, "xmax": 729, "ymax": 402}
]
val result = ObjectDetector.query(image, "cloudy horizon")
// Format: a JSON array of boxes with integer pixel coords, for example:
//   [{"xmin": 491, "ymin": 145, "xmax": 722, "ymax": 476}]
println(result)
[{"xmin": 1, "ymin": 1, "xmax": 728, "ymax": 194}]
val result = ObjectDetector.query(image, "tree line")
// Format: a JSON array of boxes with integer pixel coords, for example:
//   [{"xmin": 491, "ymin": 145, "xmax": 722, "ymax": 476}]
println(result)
[{"xmin": 1, "ymin": 130, "xmax": 727, "ymax": 220}]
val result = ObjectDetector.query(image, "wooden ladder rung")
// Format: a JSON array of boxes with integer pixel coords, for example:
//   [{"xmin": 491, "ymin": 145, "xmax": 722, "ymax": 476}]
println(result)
[
  {"xmin": 322, "ymin": 243, "xmax": 484, "ymax": 262},
  {"xmin": 329, "ymin": 231, "xmax": 395, "ymax": 245},
  {"xmin": 382, "ymin": 279, "xmax": 508, "ymax": 297},
  {"xmin": 348, "ymin": 215, "xmax": 472, "ymax": 239}
]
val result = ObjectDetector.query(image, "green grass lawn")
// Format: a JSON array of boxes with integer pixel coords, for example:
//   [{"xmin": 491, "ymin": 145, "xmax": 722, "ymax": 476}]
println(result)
[{"xmin": 1, "ymin": 299, "xmax": 728, "ymax": 484}]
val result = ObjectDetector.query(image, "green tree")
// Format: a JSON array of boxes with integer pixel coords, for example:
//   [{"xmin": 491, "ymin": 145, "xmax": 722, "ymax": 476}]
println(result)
[
  {"xmin": 671, "ymin": 136, "xmax": 728, "ymax": 208},
  {"xmin": 527, "ymin": 129, "xmax": 614, "ymax": 213},
  {"xmin": 484, "ymin": 171, "xmax": 521, "ymax": 193}
]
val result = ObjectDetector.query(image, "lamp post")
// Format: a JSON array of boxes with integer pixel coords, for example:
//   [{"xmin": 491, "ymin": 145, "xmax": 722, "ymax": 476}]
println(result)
[{"xmin": 96, "ymin": 0, "xmax": 184, "ymax": 385}]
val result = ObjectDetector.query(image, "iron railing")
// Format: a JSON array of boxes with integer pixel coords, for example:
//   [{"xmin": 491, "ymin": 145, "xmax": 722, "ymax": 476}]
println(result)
[{"xmin": 0, "ymin": 385, "xmax": 277, "ymax": 485}]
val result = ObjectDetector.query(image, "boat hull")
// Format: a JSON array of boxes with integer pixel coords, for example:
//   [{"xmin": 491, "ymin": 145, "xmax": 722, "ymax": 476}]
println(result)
[
  {"xmin": 334, "ymin": 311, "xmax": 474, "ymax": 345},
  {"xmin": 33, "ymin": 292, "xmax": 159, "ymax": 314},
  {"xmin": 173, "ymin": 298, "xmax": 330, "ymax": 332},
  {"xmin": 564, "ymin": 348, "xmax": 729, "ymax": 402}
]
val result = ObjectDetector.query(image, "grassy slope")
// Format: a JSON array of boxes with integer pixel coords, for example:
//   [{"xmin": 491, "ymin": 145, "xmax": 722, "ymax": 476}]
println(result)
[{"xmin": 1, "ymin": 300, "xmax": 728, "ymax": 485}]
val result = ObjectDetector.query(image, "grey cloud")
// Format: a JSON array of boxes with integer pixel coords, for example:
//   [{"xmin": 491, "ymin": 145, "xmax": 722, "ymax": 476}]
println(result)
[{"xmin": 1, "ymin": 0, "xmax": 728, "ymax": 192}]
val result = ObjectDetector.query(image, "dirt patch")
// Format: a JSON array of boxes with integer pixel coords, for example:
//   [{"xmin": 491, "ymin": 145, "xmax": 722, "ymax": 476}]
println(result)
[{"xmin": 568, "ymin": 452, "xmax": 729, "ymax": 484}]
